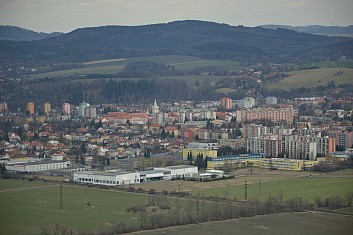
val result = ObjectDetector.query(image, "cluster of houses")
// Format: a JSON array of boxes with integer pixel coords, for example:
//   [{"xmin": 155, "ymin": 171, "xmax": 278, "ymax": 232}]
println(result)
[{"xmin": 1, "ymin": 97, "xmax": 353, "ymax": 183}]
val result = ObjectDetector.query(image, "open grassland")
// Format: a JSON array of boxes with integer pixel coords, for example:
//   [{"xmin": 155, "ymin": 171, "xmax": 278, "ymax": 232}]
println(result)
[
  {"xmin": 82, "ymin": 55, "xmax": 241, "ymax": 71},
  {"xmin": 0, "ymin": 180, "xmax": 149, "ymax": 235},
  {"xmin": 300, "ymin": 60, "xmax": 353, "ymax": 69},
  {"xmin": 266, "ymin": 68, "xmax": 353, "ymax": 90},
  {"xmin": 137, "ymin": 212, "xmax": 353, "ymax": 235},
  {"xmin": 216, "ymin": 87, "xmax": 237, "ymax": 94},
  {"xmin": 29, "ymin": 65, "xmax": 125, "ymax": 79},
  {"xmin": 28, "ymin": 55, "xmax": 241, "ymax": 79},
  {"xmin": 137, "ymin": 169, "xmax": 353, "ymax": 201},
  {"xmin": 69, "ymin": 74, "xmax": 228, "ymax": 89}
]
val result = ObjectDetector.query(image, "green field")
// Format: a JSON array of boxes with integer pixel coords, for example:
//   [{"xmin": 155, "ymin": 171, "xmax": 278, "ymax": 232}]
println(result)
[
  {"xmin": 192, "ymin": 176, "xmax": 353, "ymax": 201},
  {"xmin": 0, "ymin": 180, "xmax": 148, "ymax": 235},
  {"xmin": 300, "ymin": 60, "xmax": 353, "ymax": 69},
  {"xmin": 138, "ymin": 212, "xmax": 353, "ymax": 235},
  {"xmin": 266, "ymin": 67, "xmax": 353, "ymax": 90},
  {"xmin": 29, "ymin": 55, "xmax": 242, "ymax": 80},
  {"xmin": 1, "ymin": 171, "xmax": 353, "ymax": 235}
]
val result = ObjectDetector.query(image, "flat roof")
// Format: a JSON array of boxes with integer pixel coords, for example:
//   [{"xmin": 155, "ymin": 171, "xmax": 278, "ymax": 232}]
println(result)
[
  {"xmin": 165, "ymin": 165, "xmax": 197, "ymax": 170},
  {"xmin": 9, "ymin": 160, "xmax": 67, "ymax": 166},
  {"xmin": 140, "ymin": 170, "xmax": 169, "ymax": 175},
  {"xmin": 75, "ymin": 171, "xmax": 134, "ymax": 176}
]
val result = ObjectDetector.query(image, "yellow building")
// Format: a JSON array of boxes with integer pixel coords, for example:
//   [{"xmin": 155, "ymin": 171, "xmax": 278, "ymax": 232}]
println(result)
[
  {"xmin": 182, "ymin": 149, "xmax": 218, "ymax": 160},
  {"xmin": 207, "ymin": 155, "xmax": 318, "ymax": 171},
  {"xmin": 207, "ymin": 154, "xmax": 262, "ymax": 170},
  {"xmin": 27, "ymin": 102, "xmax": 35, "ymax": 114},
  {"xmin": 43, "ymin": 102, "xmax": 51, "ymax": 114},
  {"xmin": 259, "ymin": 158, "xmax": 318, "ymax": 171}
]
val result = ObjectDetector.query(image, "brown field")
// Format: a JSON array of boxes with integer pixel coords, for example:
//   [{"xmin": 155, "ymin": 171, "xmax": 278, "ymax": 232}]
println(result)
[
  {"xmin": 134, "ymin": 212, "xmax": 353, "ymax": 235},
  {"xmin": 136, "ymin": 168, "xmax": 312, "ymax": 193}
]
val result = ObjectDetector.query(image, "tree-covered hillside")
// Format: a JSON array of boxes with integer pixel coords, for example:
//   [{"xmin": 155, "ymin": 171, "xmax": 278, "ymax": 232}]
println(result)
[{"xmin": 1, "ymin": 20, "xmax": 352, "ymax": 65}]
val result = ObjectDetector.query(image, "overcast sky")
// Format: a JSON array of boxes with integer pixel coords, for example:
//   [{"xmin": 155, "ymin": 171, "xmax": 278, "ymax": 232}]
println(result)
[{"xmin": 1, "ymin": 0, "xmax": 353, "ymax": 33}]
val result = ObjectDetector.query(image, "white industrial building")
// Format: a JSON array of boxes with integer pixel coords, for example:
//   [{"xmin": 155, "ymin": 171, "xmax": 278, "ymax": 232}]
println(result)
[
  {"xmin": 153, "ymin": 165, "xmax": 198, "ymax": 180},
  {"xmin": 73, "ymin": 165, "xmax": 198, "ymax": 186},
  {"xmin": 6, "ymin": 160, "xmax": 68, "ymax": 172},
  {"xmin": 74, "ymin": 171, "xmax": 140, "ymax": 186}
]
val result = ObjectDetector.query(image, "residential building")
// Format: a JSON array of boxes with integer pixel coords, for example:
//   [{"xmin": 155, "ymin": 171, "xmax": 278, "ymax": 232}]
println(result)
[
  {"xmin": 236, "ymin": 107, "xmax": 295, "ymax": 124},
  {"xmin": 247, "ymin": 136, "xmax": 282, "ymax": 158},
  {"xmin": 217, "ymin": 138, "xmax": 246, "ymax": 149},
  {"xmin": 0, "ymin": 102, "xmax": 8, "ymax": 113},
  {"xmin": 43, "ymin": 102, "xmax": 51, "ymax": 114},
  {"xmin": 220, "ymin": 97, "xmax": 232, "ymax": 110},
  {"xmin": 79, "ymin": 101, "xmax": 90, "ymax": 117},
  {"xmin": 84, "ymin": 106, "xmax": 97, "ymax": 119},
  {"xmin": 265, "ymin": 96, "xmax": 278, "ymax": 105},
  {"xmin": 62, "ymin": 103, "xmax": 70, "ymax": 115},
  {"xmin": 27, "ymin": 102, "xmax": 35, "ymax": 115}
]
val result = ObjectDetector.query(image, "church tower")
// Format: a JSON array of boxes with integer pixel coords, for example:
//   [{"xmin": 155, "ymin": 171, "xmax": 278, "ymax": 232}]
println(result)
[{"xmin": 151, "ymin": 99, "xmax": 160, "ymax": 114}]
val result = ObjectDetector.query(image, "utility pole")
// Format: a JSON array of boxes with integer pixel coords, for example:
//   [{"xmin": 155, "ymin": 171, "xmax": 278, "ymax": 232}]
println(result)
[
  {"xmin": 244, "ymin": 178, "xmax": 248, "ymax": 200},
  {"xmin": 59, "ymin": 183, "xmax": 64, "ymax": 211}
]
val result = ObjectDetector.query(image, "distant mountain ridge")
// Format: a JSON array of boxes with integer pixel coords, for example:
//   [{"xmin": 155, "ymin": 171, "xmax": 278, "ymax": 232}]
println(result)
[
  {"xmin": 261, "ymin": 25, "xmax": 353, "ymax": 38},
  {"xmin": 0, "ymin": 25, "xmax": 63, "ymax": 41},
  {"xmin": 1, "ymin": 20, "xmax": 352, "ymax": 65}
]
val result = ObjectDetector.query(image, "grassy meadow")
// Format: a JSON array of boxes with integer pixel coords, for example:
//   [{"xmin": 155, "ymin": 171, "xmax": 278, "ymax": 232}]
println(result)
[
  {"xmin": 137, "ymin": 169, "xmax": 353, "ymax": 202},
  {"xmin": 0, "ymin": 180, "xmax": 148, "ymax": 235},
  {"xmin": 1, "ymin": 169, "xmax": 353, "ymax": 234},
  {"xmin": 137, "ymin": 212, "xmax": 353, "ymax": 235},
  {"xmin": 266, "ymin": 67, "xmax": 353, "ymax": 90},
  {"xmin": 28, "ymin": 55, "xmax": 241, "ymax": 80}
]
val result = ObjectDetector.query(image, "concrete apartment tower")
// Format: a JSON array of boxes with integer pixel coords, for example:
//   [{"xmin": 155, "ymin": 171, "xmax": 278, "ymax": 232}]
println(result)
[
  {"xmin": 220, "ymin": 97, "xmax": 232, "ymax": 110},
  {"xmin": 62, "ymin": 103, "xmax": 70, "ymax": 115}
]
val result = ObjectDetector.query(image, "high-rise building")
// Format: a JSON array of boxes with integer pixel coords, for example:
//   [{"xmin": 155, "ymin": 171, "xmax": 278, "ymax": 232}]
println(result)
[
  {"xmin": 0, "ymin": 102, "xmax": 8, "ymax": 113},
  {"xmin": 247, "ymin": 136, "xmax": 281, "ymax": 158},
  {"xmin": 79, "ymin": 101, "xmax": 90, "ymax": 117},
  {"xmin": 62, "ymin": 103, "xmax": 70, "ymax": 115},
  {"xmin": 328, "ymin": 129, "xmax": 353, "ymax": 149},
  {"xmin": 236, "ymin": 107, "xmax": 295, "ymax": 124},
  {"xmin": 84, "ymin": 106, "xmax": 96, "ymax": 119},
  {"xmin": 282, "ymin": 135, "xmax": 317, "ymax": 160},
  {"xmin": 220, "ymin": 97, "xmax": 233, "ymax": 110},
  {"xmin": 43, "ymin": 102, "xmax": 51, "ymax": 114},
  {"xmin": 27, "ymin": 102, "xmax": 35, "ymax": 115}
]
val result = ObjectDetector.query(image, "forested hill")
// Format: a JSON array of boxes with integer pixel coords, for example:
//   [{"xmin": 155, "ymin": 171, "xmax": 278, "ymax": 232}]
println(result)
[
  {"xmin": 0, "ymin": 25, "xmax": 62, "ymax": 41},
  {"xmin": 261, "ymin": 24, "xmax": 353, "ymax": 38},
  {"xmin": 1, "ymin": 20, "xmax": 353, "ymax": 64}
]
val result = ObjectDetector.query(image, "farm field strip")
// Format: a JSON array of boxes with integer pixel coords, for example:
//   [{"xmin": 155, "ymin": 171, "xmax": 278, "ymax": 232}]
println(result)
[
  {"xmin": 266, "ymin": 67, "xmax": 353, "ymax": 90},
  {"xmin": 0, "ymin": 180, "xmax": 149, "ymax": 235},
  {"xmin": 28, "ymin": 55, "xmax": 241, "ymax": 79},
  {"xmin": 136, "ymin": 212, "xmax": 353, "ymax": 235}
]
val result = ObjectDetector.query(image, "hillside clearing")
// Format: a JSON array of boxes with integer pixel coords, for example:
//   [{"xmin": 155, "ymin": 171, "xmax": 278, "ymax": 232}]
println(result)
[{"xmin": 266, "ymin": 68, "xmax": 353, "ymax": 90}]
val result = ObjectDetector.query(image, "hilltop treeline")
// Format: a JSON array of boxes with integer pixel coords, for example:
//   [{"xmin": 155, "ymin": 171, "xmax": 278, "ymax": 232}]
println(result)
[{"xmin": 1, "ymin": 20, "xmax": 352, "ymax": 65}]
